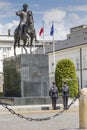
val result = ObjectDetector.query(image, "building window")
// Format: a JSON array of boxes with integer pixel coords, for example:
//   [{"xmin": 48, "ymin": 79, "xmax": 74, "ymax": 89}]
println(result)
[
  {"xmin": 2, "ymin": 47, "xmax": 11, "ymax": 54},
  {"xmin": 3, "ymin": 48, "xmax": 7, "ymax": 53},
  {"xmin": 76, "ymin": 57, "xmax": 80, "ymax": 70},
  {"xmin": 84, "ymin": 56, "xmax": 87, "ymax": 69},
  {"xmin": 84, "ymin": 80, "xmax": 87, "ymax": 87},
  {"xmin": 8, "ymin": 47, "xmax": 11, "ymax": 50},
  {"xmin": 3, "ymin": 54, "xmax": 7, "ymax": 59},
  {"xmin": 50, "ymin": 61, "xmax": 54, "ymax": 73}
]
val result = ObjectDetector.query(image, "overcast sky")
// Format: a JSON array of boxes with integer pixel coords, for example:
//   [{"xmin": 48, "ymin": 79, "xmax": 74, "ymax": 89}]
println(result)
[{"xmin": 0, "ymin": 0, "xmax": 87, "ymax": 40}]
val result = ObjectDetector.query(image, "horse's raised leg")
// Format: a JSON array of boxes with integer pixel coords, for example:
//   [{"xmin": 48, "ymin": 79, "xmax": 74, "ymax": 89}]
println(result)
[
  {"xmin": 14, "ymin": 41, "xmax": 16, "ymax": 56},
  {"xmin": 23, "ymin": 46, "xmax": 27, "ymax": 54},
  {"xmin": 18, "ymin": 40, "xmax": 20, "ymax": 47},
  {"xmin": 30, "ymin": 45, "xmax": 32, "ymax": 54},
  {"xmin": 30, "ymin": 33, "xmax": 34, "ymax": 46}
]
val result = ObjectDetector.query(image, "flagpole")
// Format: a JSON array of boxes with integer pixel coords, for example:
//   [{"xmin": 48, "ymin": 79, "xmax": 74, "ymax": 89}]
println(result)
[
  {"xmin": 53, "ymin": 32, "xmax": 55, "ymax": 73},
  {"xmin": 52, "ymin": 22, "xmax": 55, "ymax": 81},
  {"xmin": 42, "ymin": 21, "xmax": 45, "ymax": 54}
]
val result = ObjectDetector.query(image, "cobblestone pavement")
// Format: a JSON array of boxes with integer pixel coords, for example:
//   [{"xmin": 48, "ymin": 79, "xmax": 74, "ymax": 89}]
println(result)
[{"xmin": 0, "ymin": 108, "xmax": 79, "ymax": 130}]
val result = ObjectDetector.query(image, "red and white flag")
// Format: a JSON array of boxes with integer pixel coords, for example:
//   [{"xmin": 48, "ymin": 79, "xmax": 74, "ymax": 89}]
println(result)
[{"xmin": 39, "ymin": 27, "xmax": 44, "ymax": 36}]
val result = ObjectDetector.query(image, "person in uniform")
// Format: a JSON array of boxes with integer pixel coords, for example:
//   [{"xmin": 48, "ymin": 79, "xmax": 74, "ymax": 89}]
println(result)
[
  {"xmin": 62, "ymin": 82, "xmax": 69, "ymax": 109},
  {"xmin": 49, "ymin": 82, "xmax": 58, "ymax": 110}
]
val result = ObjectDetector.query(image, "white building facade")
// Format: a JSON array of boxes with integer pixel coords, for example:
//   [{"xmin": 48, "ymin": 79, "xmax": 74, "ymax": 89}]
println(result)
[
  {"xmin": 48, "ymin": 25, "xmax": 87, "ymax": 88},
  {"xmin": 48, "ymin": 45, "xmax": 87, "ymax": 88},
  {"xmin": 0, "ymin": 35, "xmax": 14, "ymax": 72},
  {"xmin": 0, "ymin": 35, "xmax": 14, "ymax": 92}
]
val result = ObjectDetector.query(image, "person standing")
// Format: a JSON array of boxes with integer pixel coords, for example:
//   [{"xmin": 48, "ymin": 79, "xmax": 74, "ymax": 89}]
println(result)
[
  {"xmin": 62, "ymin": 82, "xmax": 69, "ymax": 109},
  {"xmin": 49, "ymin": 82, "xmax": 58, "ymax": 110}
]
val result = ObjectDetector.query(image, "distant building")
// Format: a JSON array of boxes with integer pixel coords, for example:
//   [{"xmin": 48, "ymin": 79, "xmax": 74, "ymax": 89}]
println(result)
[
  {"xmin": 35, "ymin": 25, "xmax": 87, "ymax": 89},
  {"xmin": 0, "ymin": 35, "xmax": 14, "ymax": 92},
  {"xmin": 0, "ymin": 35, "xmax": 14, "ymax": 72}
]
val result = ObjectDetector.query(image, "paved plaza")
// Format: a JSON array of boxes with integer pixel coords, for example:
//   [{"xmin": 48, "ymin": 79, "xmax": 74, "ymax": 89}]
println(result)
[
  {"xmin": 0, "ymin": 108, "xmax": 79, "ymax": 130},
  {"xmin": 0, "ymin": 98, "xmax": 80, "ymax": 130},
  {"xmin": 0, "ymin": 98, "xmax": 82, "ymax": 130}
]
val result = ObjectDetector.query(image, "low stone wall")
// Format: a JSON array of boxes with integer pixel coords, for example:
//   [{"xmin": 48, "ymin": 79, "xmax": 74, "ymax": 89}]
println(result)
[{"xmin": 0, "ymin": 96, "xmax": 63, "ymax": 106}]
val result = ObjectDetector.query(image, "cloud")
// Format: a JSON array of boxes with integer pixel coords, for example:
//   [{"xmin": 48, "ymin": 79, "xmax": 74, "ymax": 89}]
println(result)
[
  {"xmin": 0, "ymin": 1, "xmax": 15, "ymax": 18},
  {"xmin": 38, "ymin": 9, "xmax": 68, "ymax": 40},
  {"xmin": 0, "ymin": 20, "xmax": 19, "ymax": 35},
  {"xmin": 36, "ymin": 9, "xmax": 67, "ymax": 40},
  {"xmin": 0, "ymin": 2, "xmax": 12, "ymax": 9},
  {"xmin": 67, "ymin": 5, "xmax": 87, "ymax": 12},
  {"xmin": 43, "ymin": 9, "xmax": 66, "ymax": 23},
  {"xmin": 38, "ymin": 8, "xmax": 87, "ymax": 40}
]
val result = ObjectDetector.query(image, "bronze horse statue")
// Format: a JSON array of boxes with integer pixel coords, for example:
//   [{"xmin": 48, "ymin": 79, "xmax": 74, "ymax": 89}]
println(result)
[{"xmin": 14, "ymin": 11, "xmax": 37, "ymax": 55}]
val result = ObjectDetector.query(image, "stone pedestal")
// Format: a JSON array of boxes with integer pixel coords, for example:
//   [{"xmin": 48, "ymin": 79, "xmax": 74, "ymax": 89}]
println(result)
[
  {"xmin": 3, "ymin": 54, "xmax": 49, "ymax": 104},
  {"xmin": 79, "ymin": 88, "xmax": 87, "ymax": 129}
]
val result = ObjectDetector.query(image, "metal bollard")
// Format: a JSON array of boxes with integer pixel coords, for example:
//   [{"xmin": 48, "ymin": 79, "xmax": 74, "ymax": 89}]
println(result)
[{"xmin": 79, "ymin": 88, "xmax": 87, "ymax": 129}]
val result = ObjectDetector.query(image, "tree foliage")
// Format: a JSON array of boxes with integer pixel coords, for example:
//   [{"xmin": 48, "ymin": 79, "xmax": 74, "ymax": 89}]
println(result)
[{"xmin": 55, "ymin": 58, "xmax": 78, "ymax": 97}]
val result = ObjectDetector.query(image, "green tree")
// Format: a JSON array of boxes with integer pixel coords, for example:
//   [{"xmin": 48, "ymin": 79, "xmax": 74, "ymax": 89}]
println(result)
[{"xmin": 55, "ymin": 58, "xmax": 78, "ymax": 97}]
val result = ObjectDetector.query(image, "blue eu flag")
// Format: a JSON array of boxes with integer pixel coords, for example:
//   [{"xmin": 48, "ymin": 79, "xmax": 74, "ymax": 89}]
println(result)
[{"xmin": 50, "ymin": 24, "xmax": 54, "ymax": 36}]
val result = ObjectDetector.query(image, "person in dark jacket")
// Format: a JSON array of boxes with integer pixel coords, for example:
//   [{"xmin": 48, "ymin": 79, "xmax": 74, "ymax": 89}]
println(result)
[
  {"xmin": 62, "ymin": 82, "xmax": 69, "ymax": 109},
  {"xmin": 49, "ymin": 82, "xmax": 58, "ymax": 110}
]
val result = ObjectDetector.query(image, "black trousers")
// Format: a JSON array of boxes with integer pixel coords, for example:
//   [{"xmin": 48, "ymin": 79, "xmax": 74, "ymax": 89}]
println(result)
[
  {"xmin": 51, "ymin": 97, "xmax": 57, "ymax": 110},
  {"xmin": 63, "ymin": 96, "xmax": 68, "ymax": 109}
]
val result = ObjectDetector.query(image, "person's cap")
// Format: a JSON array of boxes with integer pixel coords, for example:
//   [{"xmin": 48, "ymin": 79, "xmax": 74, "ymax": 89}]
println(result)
[{"xmin": 23, "ymin": 4, "xmax": 28, "ymax": 7}]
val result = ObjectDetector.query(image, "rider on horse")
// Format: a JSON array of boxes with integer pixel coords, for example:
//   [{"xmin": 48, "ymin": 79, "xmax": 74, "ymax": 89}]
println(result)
[
  {"xmin": 16, "ymin": 3, "xmax": 29, "ymax": 37},
  {"xmin": 14, "ymin": 4, "xmax": 37, "ymax": 55},
  {"xmin": 16, "ymin": 3, "xmax": 37, "ymax": 41}
]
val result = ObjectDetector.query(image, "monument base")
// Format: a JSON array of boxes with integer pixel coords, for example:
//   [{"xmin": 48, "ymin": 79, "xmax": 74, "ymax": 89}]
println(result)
[
  {"xmin": 13, "ymin": 97, "xmax": 51, "ymax": 105},
  {"xmin": 3, "ymin": 54, "xmax": 49, "ymax": 97},
  {"xmin": 0, "ymin": 96, "xmax": 62, "ymax": 105}
]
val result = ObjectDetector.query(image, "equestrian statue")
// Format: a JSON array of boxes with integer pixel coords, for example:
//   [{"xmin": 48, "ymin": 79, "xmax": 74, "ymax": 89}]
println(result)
[{"xmin": 14, "ymin": 3, "xmax": 37, "ymax": 55}]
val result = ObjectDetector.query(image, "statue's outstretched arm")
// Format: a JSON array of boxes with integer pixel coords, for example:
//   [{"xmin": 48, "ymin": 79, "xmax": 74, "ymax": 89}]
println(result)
[{"xmin": 16, "ymin": 10, "xmax": 22, "ymax": 16}]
